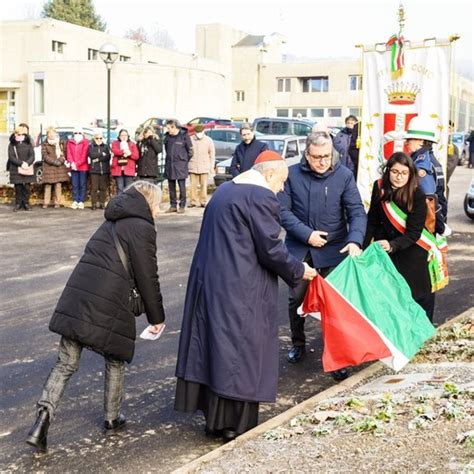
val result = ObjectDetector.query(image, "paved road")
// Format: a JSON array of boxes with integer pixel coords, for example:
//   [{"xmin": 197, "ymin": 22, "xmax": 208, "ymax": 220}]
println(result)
[{"xmin": 1, "ymin": 167, "xmax": 472, "ymax": 472}]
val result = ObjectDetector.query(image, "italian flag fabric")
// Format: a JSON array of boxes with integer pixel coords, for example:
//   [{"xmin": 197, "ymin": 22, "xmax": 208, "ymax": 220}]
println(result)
[{"xmin": 301, "ymin": 243, "xmax": 436, "ymax": 372}]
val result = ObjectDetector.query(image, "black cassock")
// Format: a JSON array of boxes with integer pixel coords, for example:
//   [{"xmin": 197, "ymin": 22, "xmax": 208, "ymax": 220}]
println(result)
[{"xmin": 175, "ymin": 171, "xmax": 304, "ymax": 434}]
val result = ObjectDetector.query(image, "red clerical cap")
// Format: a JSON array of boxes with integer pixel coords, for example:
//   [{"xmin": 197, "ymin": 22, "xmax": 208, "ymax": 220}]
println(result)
[{"xmin": 254, "ymin": 150, "xmax": 284, "ymax": 164}]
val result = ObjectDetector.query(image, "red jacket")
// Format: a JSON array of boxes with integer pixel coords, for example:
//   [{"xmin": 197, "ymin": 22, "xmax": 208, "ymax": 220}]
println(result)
[
  {"xmin": 111, "ymin": 140, "xmax": 139, "ymax": 177},
  {"xmin": 66, "ymin": 138, "xmax": 90, "ymax": 171}
]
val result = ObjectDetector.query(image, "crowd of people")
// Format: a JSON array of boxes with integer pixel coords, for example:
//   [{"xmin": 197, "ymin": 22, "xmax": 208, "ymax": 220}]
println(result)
[
  {"xmin": 6, "ymin": 119, "xmax": 216, "ymax": 213},
  {"xmin": 19, "ymin": 113, "xmax": 456, "ymax": 452}
]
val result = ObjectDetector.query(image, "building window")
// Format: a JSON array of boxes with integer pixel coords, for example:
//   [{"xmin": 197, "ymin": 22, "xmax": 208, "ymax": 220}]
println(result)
[
  {"xmin": 292, "ymin": 108, "xmax": 307, "ymax": 118},
  {"xmin": 276, "ymin": 108, "xmax": 289, "ymax": 117},
  {"xmin": 349, "ymin": 75, "xmax": 362, "ymax": 91},
  {"xmin": 34, "ymin": 73, "xmax": 45, "ymax": 114},
  {"xmin": 235, "ymin": 90, "xmax": 245, "ymax": 102},
  {"xmin": 328, "ymin": 108, "xmax": 342, "ymax": 118},
  {"xmin": 301, "ymin": 77, "xmax": 328, "ymax": 93},
  {"xmin": 52, "ymin": 40, "xmax": 66, "ymax": 53},
  {"xmin": 310, "ymin": 108, "xmax": 325, "ymax": 118},
  {"xmin": 119, "ymin": 55, "xmax": 131, "ymax": 62},
  {"xmin": 277, "ymin": 78, "xmax": 291, "ymax": 92},
  {"xmin": 88, "ymin": 48, "xmax": 98, "ymax": 60},
  {"xmin": 348, "ymin": 107, "xmax": 361, "ymax": 117}
]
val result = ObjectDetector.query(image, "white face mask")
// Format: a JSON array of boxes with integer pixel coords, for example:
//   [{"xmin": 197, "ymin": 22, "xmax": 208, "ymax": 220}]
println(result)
[
  {"xmin": 196, "ymin": 132, "xmax": 204, "ymax": 139},
  {"xmin": 74, "ymin": 134, "xmax": 83, "ymax": 143}
]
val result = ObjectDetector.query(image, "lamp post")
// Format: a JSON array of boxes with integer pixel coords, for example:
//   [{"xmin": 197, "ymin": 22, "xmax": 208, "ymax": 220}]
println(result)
[{"xmin": 99, "ymin": 43, "xmax": 119, "ymax": 145}]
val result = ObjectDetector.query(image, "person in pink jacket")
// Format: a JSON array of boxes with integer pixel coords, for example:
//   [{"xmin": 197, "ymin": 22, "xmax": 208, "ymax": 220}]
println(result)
[
  {"xmin": 111, "ymin": 129, "xmax": 139, "ymax": 194},
  {"xmin": 66, "ymin": 128, "xmax": 90, "ymax": 209}
]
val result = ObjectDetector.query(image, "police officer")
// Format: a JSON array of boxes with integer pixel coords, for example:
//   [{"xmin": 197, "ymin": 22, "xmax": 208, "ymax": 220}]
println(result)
[{"xmin": 405, "ymin": 116, "xmax": 448, "ymax": 235}]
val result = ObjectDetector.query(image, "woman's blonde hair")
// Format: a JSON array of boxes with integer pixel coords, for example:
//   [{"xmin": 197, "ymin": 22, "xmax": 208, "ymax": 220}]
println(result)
[
  {"xmin": 126, "ymin": 180, "xmax": 162, "ymax": 217},
  {"xmin": 46, "ymin": 126, "xmax": 57, "ymax": 138}
]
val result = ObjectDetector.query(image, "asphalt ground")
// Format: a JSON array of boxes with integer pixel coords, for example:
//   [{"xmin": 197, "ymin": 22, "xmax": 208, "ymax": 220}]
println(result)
[{"xmin": 0, "ymin": 166, "xmax": 472, "ymax": 472}]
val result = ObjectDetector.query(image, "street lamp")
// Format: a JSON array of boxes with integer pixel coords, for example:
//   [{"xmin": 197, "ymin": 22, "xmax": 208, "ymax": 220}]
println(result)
[{"xmin": 99, "ymin": 43, "xmax": 119, "ymax": 145}]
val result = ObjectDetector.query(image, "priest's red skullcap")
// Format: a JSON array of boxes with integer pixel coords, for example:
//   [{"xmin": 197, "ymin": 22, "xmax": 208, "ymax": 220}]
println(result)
[{"xmin": 254, "ymin": 150, "xmax": 284, "ymax": 164}]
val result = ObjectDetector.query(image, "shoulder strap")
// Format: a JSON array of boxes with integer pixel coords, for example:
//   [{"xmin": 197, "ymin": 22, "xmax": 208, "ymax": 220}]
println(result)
[{"xmin": 111, "ymin": 223, "xmax": 135, "ymax": 287}]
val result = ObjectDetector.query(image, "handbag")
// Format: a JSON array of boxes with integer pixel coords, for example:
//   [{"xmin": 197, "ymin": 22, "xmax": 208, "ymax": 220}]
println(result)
[
  {"xmin": 425, "ymin": 195, "xmax": 436, "ymax": 233},
  {"xmin": 111, "ymin": 223, "xmax": 146, "ymax": 317},
  {"xmin": 14, "ymin": 146, "xmax": 34, "ymax": 176},
  {"xmin": 117, "ymin": 156, "xmax": 128, "ymax": 166}
]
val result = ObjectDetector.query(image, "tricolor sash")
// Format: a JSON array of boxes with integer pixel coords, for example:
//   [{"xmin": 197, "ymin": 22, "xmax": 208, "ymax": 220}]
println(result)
[{"xmin": 380, "ymin": 198, "xmax": 449, "ymax": 292}]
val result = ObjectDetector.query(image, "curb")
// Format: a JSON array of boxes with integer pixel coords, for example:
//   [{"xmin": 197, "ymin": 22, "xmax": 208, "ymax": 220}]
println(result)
[{"xmin": 172, "ymin": 308, "xmax": 473, "ymax": 474}]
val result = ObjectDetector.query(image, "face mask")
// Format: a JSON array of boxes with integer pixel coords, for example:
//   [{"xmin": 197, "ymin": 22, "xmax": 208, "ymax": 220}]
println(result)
[
  {"xmin": 16, "ymin": 135, "xmax": 25, "ymax": 142},
  {"xmin": 74, "ymin": 134, "xmax": 83, "ymax": 143},
  {"xmin": 196, "ymin": 132, "xmax": 204, "ymax": 139}
]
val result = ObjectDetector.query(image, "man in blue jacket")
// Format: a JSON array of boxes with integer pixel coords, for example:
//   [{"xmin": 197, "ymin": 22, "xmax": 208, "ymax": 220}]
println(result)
[
  {"xmin": 229, "ymin": 123, "xmax": 268, "ymax": 177},
  {"xmin": 278, "ymin": 131, "xmax": 367, "ymax": 380}
]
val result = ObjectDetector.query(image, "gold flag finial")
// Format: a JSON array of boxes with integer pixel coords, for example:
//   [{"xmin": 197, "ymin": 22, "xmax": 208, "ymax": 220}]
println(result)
[{"xmin": 398, "ymin": 2, "xmax": 405, "ymax": 35}]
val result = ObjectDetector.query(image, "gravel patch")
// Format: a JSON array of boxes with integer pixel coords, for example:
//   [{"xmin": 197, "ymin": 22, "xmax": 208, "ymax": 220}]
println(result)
[{"xmin": 194, "ymin": 314, "xmax": 474, "ymax": 473}]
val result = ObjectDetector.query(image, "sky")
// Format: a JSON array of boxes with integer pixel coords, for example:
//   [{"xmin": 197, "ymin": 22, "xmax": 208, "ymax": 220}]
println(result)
[{"xmin": 3, "ymin": 0, "xmax": 473, "ymax": 73}]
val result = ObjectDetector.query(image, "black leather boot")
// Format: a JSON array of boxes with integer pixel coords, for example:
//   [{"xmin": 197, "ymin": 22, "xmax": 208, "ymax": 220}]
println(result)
[{"xmin": 26, "ymin": 409, "xmax": 50, "ymax": 453}]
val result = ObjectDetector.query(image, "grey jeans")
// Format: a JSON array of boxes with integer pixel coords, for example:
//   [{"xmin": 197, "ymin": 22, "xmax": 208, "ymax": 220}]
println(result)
[{"xmin": 38, "ymin": 336, "xmax": 125, "ymax": 422}]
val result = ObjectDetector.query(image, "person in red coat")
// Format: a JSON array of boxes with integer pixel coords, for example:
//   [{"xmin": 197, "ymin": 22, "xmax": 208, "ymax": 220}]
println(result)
[
  {"xmin": 111, "ymin": 129, "xmax": 139, "ymax": 194},
  {"xmin": 66, "ymin": 128, "xmax": 90, "ymax": 209}
]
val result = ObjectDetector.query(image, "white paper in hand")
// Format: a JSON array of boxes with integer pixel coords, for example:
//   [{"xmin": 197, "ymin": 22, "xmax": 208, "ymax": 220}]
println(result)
[{"xmin": 140, "ymin": 324, "xmax": 166, "ymax": 341}]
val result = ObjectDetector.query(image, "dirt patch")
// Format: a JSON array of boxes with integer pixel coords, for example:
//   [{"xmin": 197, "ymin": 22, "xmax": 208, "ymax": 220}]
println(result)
[{"xmin": 195, "ymin": 314, "xmax": 474, "ymax": 473}]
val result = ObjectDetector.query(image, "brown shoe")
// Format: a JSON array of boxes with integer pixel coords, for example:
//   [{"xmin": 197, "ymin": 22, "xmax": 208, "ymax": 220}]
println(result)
[
  {"xmin": 165, "ymin": 207, "xmax": 177, "ymax": 214},
  {"xmin": 177, "ymin": 207, "xmax": 185, "ymax": 214}
]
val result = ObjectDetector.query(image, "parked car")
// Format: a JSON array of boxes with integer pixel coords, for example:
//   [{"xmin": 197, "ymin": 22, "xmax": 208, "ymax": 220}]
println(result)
[
  {"xmin": 90, "ymin": 118, "xmax": 122, "ymax": 130},
  {"xmin": 33, "ymin": 127, "xmax": 117, "ymax": 183},
  {"xmin": 206, "ymin": 128, "xmax": 241, "ymax": 163},
  {"xmin": 451, "ymin": 132, "xmax": 467, "ymax": 166},
  {"xmin": 134, "ymin": 117, "xmax": 168, "ymax": 141},
  {"xmin": 184, "ymin": 117, "xmax": 234, "ymax": 135},
  {"xmin": 252, "ymin": 117, "xmax": 315, "ymax": 137},
  {"xmin": 213, "ymin": 135, "xmax": 306, "ymax": 186},
  {"xmin": 464, "ymin": 178, "xmax": 474, "ymax": 220}
]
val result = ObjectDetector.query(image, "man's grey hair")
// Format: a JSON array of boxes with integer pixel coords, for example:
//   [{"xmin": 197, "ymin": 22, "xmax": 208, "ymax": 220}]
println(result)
[
  {"xmin": 306, "ymin": 131, "xmax": 333, "ymax": 149},
  {"xmin": 252, "ymin": 160, "xmax": 287, "ymax": 174}
]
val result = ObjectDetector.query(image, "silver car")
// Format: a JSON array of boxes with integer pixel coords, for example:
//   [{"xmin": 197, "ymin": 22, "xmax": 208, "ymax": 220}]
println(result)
[{"xmin": 214, "ymin": 135, "xmax": 307, "ymax": 186}]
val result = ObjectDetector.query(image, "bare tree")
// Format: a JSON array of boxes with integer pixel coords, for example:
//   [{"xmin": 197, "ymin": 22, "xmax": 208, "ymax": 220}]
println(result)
[
  {"xmin": 125, "ymin": 27, "xmax": 149, "ymax": 44},
  {"xmin": 150, "ymin": 24, "xmax": 176, "ymax": 50}
]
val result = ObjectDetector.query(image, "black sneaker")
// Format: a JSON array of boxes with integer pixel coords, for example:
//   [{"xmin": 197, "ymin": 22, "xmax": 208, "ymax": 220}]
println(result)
[
  {"xmin": 104, "ymin": 413, "xmax": 126, "ymax": 436},
  {"xmin": 331, "ymin": 368, "xmax": 349, "ymax": 382},
  {"xmin": 287, "ymin": 345, "xmax": 305, "ymax": 364}
]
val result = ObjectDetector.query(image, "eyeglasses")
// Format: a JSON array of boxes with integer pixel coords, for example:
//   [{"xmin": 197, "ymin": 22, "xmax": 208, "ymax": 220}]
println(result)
[
  {"xmin": 94, "ymin": 137, "xmax": 103, "ymax": 140},
  {"xmin": 305, "ymin": 152, "xmax": 332, "ymax": 163},
  {"xmin": 389, "ymin": 169, "xmax": 410, "ymax": 178}
]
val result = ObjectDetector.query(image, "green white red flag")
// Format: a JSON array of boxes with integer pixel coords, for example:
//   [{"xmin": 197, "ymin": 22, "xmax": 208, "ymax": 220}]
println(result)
[{"xmin": 300, "ymin": 243, "xmax": 435, "ymax": 372}]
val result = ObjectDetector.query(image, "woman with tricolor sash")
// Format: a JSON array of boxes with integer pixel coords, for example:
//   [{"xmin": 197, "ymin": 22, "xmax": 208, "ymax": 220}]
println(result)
[{"xmin": 363, "ymin": 152, "xmax": 447, "ymax": 322}]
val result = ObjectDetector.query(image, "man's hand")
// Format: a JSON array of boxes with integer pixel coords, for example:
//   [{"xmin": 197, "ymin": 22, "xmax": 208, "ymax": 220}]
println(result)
[
  {"xmin": 148, "ymin": 323, "xmax": 165, "ymax": 334},
  {"xmin": 340, "ymin": 242, "xmax": 362, "ymax": 257},
  {"xmin": 308, "ymin": 231, "xmax": 328, "ymax": 248},
  {"xmin": 377, "ymin": 240, "xmax": 391, "ymax": 252},
  {"xmin": 302, "ymin": 262, "xmax": 317, "ymax": 281}
]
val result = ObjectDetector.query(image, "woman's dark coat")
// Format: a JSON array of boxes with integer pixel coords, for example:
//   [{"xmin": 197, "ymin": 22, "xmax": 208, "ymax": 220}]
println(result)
[
  {"xmin": 41, "ymin": 141, "xmax": 70, "ymax": 184},
  {"xmin": 7, "ymin": 135, "xmax": 36, "ymax": 184},
  {"xmin": 49, "ymin": 189, "xmax": 165, "ymax": 362},
  {"xmin": 163, "ymin": 128, "xmax": 193, "ymax": 180},
  {"xmin": 363, "ymin": 182, "xmax": 430, "ymax": 301},
  {"xmin": 175, "ymin": 178, "xmax": 304, "ymax": 403},
  {"xmin": 137, "ymin": 137, "xmax": 162, "ymax": 178},
  {"xmin": 88, "ymin": 142, "xmax": 111, "ymax": 175}
]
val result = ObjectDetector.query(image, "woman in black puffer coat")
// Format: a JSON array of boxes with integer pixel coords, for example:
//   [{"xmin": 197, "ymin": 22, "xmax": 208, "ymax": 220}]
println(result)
[
  {"xmin": 7, "ymin": 126, "xmax": 36, "ymax": 211},
  {"xmin": 137, "ymin": 125, "xmax": 162, "ymax": 182},
  {"xmin": 26, "ymin": 181, "xmax": 165, "ymax": 453}
]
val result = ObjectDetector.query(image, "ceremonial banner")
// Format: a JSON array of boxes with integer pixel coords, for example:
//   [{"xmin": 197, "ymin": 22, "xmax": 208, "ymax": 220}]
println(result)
[
  {"xmin": 301, "ymin": 243, "xmax": 435, "ymax": 372},
  {"xmin": 358, "ymin": 39, "xmax": 451, "ymax": 207}
]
